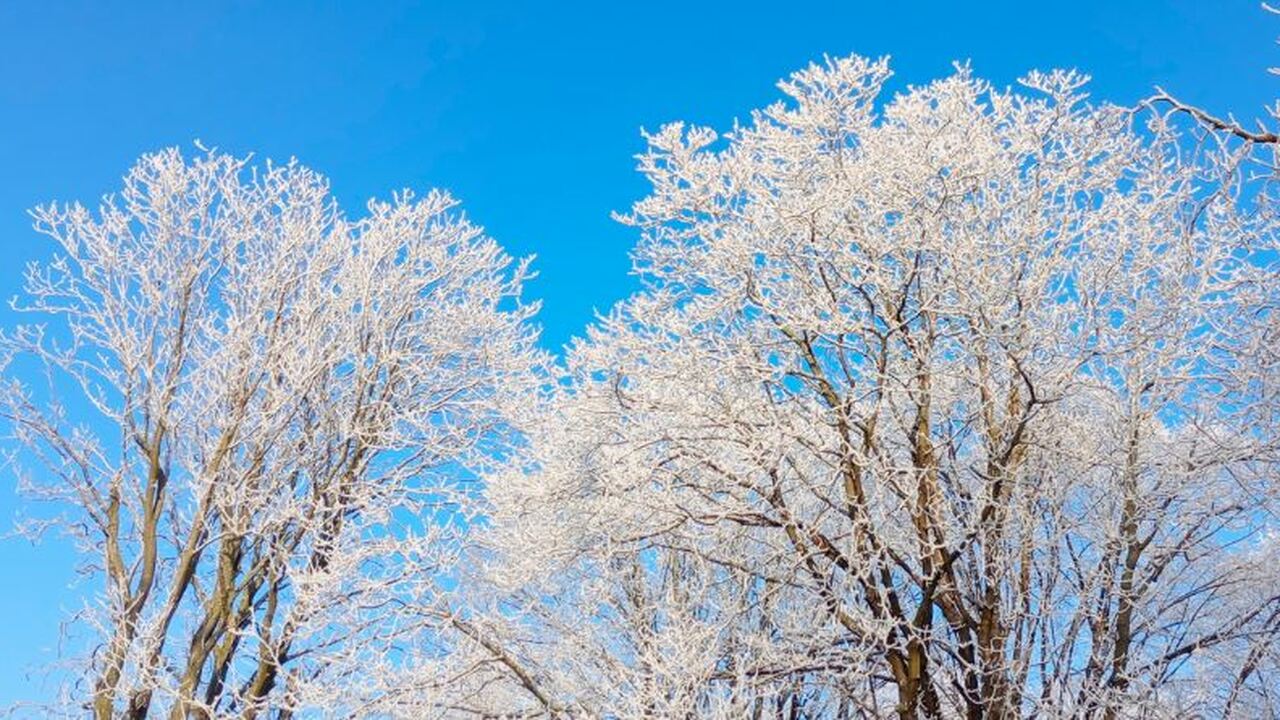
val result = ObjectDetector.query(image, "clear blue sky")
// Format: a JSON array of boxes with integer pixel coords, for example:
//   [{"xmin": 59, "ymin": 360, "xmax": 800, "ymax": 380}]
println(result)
[{"xmin": 0, "ymin": 0, "xmax": 1275, "ymax": 708}]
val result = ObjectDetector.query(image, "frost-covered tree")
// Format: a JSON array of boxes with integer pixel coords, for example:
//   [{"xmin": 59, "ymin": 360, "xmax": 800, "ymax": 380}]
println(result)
[
  {"xmin": 459, "ymin": 56, "xmax": 1280, "ymax": 719},
  {"xmin": 0, "ymin": 148, "xmax": 544, "ymax": 718},
  {"xmin": 7, "ymin": 56, "xmax": 1280, "ymax": 720}
]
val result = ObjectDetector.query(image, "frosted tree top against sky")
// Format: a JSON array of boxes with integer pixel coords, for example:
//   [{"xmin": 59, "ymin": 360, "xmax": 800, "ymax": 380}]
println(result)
[{"xmin": 1, "ymin": 1, "xmax": 1279, "ymax": 718}]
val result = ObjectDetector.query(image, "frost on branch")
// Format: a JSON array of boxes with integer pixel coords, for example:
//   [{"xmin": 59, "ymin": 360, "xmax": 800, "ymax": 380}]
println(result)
[
  {"xmin": 463, "ymin": 56, "xmax": 1280, "ymax": 718},
  {"xmin": 0, "ymin": 148, "xmax": 545, "ymax": 718},
  {"xmin": 6, "ymin": 53, "xmax": 1280, "ymax": 720}
]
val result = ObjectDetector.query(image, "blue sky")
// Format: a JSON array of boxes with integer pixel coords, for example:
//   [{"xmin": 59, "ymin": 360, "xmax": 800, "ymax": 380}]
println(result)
[{"xmin": 0, "ymin": 0, "xmax": 1275, "ymax": 708}]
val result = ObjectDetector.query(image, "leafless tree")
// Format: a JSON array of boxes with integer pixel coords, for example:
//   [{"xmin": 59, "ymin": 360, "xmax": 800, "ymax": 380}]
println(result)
[
  {"xmin": 0, "ymin": 148, "xmax": 545, "ymax": 718},
  {"xmin": 457, "ymin": 56, "xmax": 1280, "ymax": 719}
]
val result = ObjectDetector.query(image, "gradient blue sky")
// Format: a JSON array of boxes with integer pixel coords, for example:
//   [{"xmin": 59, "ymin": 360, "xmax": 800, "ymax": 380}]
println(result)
[{"xmin": 0, "ymin": 0, "xmax": 1276, "ymax": 708}]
